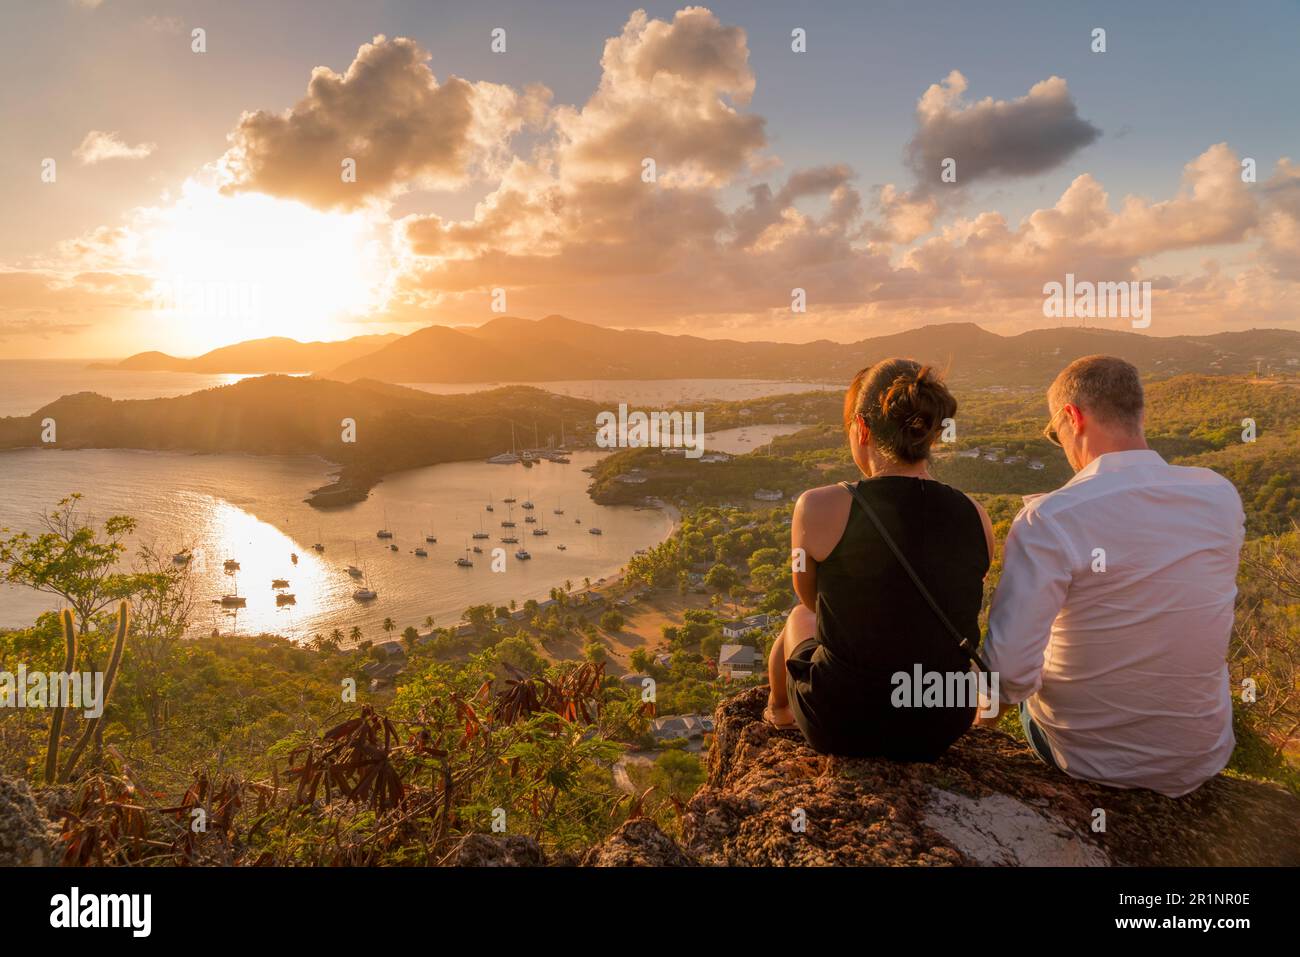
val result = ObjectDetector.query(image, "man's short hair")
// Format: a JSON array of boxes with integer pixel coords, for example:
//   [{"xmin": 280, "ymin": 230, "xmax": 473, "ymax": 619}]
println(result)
[{"xmin": 1048, "ymin": 355, "xmax": 1144, "ymax": 431}]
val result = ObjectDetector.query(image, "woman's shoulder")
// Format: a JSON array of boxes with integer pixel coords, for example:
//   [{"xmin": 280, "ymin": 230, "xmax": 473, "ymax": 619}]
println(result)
[{"xmin": 795, "ymin": 482, "xmax": 852, "ymax": 514}]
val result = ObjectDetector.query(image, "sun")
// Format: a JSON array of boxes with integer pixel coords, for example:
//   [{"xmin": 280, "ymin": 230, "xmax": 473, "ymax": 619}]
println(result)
[{"xmin": 138, "ymin": 182, "xmax": 388, "ymax": 352}]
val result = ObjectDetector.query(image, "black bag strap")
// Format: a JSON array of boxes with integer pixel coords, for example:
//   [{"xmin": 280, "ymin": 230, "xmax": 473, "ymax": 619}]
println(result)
[{"xmin": 838, "ymin": 481, "xmax": 989, "ymax": 672}]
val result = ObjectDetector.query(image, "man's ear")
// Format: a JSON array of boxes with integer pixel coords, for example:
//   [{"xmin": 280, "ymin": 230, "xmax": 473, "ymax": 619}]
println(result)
[{"xmin": 1066, "ymin": 404, "xmax": 1085, "ymax": 434}]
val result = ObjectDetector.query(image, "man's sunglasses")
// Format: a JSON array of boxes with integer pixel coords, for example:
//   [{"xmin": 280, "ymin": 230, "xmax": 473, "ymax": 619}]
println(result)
[{"xmin": 1043, "ymin": 407, "xmax": 1068, "ymax": 447}]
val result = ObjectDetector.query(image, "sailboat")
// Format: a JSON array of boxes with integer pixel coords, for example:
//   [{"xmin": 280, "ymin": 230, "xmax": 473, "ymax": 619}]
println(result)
[
  {"xmin": 413, "ymin": 546, "xmax": 428, "ymax": 557},
  {"xmin": 455, "ymin": 543, "xmax": 474, "ymax": 567},
  {"xmin": 271, "ymin": 578, "xmax": 290, "ymax": 589},
  {"xmin": 376, "ymin": 509, "xmax": 393, "ymax": 539},
  {"xmin": 553, "ymin": 497, "xmax": 564, "ymax": 516},
  {"xmin": 515, "ymin": 542, "xmax": 531, "ymax": 560},
  {"xmin": 346, "ymin": 541, "xmax": 364, "ymax": 578},
  {"xmin": 312, "ymin": 524, "xmax": 325, "ymax": 552},
  {"xmin": 219, "ymin": 573, "xmax": 247, "ymax": 606},
  {"xmin": 485, "ymin": 495, "xmax": 494, "ymax": 512},
  {"xmin": 522, "ymin": 494, "xmax": 535, "ymax": 510},
  {"xmin": 501, "ymin": 505, "xmax": 516, "ymax": 528},
  {"xmin": 503, "ymin": 489, "xmax": 517, "ymax": 504},
  {"xmin": 352, "ymin": 566, "xmax": 377, "ymax": 601},
  {"xmin": 472, "ymin": 515, "xmax": 490, "ymax": 540}
]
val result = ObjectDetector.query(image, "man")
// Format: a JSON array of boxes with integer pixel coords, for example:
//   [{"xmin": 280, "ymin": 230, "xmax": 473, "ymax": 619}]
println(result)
[{"xmin": 979, "ymin": 355, "xmax": 1244, "ymax": 798}]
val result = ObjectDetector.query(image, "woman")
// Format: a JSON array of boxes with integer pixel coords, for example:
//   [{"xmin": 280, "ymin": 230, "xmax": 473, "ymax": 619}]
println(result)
[{"xmin": 765, "ymin": 358, "xmax": 994, "ymax": 760}]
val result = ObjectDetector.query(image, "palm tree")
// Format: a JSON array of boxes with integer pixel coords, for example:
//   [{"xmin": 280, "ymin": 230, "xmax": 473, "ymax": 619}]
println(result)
[
  {"xmin": 424, "ymin": 615, "xmax": 435, "ymax": 629},
  {"xmin": 330, "ymin": 627, "xmax": 344, "ymax": 644},
  {"xmin": 382, "ymin": 617, "xmax": 396, "ymax": 637},
  {"xmin": 583, "ymin": 577, "xmax": 591, "ymax": 591},
  {"xmin": 349, "ymin": 625, "xmax": 363, "ymax": 644},
  {"xmin": 564, "ymin": 579, "xmax": 573, "ymax": 594}
]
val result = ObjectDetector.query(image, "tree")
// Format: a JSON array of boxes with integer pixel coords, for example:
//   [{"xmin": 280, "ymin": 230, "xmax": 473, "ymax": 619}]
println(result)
[
  {"xmin": 0, "ymin": 494, "xmax": 141, "ymax": 640},
  {"xmin": 705, "ymin": 563, "xmax": 737, "ymax": 592},
  {"xmin": 600, "ymin": 610, "xmax": 624, "ymax": 633},
  {"xmin": 382, "ymin": 617, "xmax": 396, "ymax": 637},
  {"xmin": 629, "ymin": 648, "xmax": 651, "ymax": 672},
  {"xmin": 583, "ymin": 640, "xmax": 607, "ymax": 664},
  {"xmin": 349, "ymin": 625, "xmax": 363, "ymax": 644},
  {"xmin": 650, "ymin": 749, "xmax": 706, "ymax": 799},
  {"xmin": 424, "ymin": 615, "xmax": 435, "ymax": 629},
  {"xmin": 402, "ymin": 626, "xmax": 419, "ymax": 651}
]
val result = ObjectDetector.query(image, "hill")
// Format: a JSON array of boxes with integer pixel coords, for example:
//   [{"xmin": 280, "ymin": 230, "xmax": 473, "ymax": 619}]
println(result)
[
  {"xmin": 330, "ymin": 316, "xmax": 1300, "ymax": 387},
  {"xmin": 0, "ymin": 376, "xmax": 602, "ymax": 507},
  {"xmin": 95, "ymin": 333, "xmax": 399, "ymax": 374}
]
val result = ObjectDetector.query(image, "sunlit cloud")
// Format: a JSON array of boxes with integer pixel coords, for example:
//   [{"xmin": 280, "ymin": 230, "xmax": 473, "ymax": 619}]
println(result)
[{"xmin": 74, "ymin": 130, "xmax": 156, "ymax": 165}]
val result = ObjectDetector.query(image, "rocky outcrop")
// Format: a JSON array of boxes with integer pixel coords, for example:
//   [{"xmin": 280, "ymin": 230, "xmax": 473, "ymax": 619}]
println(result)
[
  {"xmin": 585, "ymin": 687, "xmax": 1300, "ymax": 866},
  {"xmin": 582, "ymin": 818, "xmax": 697, "ymax": 867},
  {"xmin": 448, "ymin": 833, "xmax": 548, "ymax": 867},
  {"xmin": 0, "ymin": 776, "xmax": 60, "ymax": 867}
]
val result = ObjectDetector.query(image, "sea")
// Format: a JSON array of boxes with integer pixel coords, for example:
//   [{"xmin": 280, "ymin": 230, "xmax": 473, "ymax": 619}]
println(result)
[{"xmin": 0, "ymin": 361, "xmax": 827, "ymax": 641}]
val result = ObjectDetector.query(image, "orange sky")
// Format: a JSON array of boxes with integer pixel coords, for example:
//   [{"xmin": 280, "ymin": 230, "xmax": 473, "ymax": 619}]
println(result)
[{"xmin": 3, "ymin": 4, "xmax": 1298, "ymax": 358}]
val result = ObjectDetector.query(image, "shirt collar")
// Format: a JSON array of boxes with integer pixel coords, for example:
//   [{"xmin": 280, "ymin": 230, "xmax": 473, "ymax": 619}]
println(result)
[{"xmin": 1064, "ymin": 448, "xmax": 1165, "ymax": 486}]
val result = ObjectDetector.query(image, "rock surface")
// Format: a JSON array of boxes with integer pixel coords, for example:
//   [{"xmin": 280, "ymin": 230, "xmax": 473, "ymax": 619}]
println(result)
[
  {"xmin": 318, "ymin": 687, "xmax": 1300, "ymax": 866},
  {"xmin": 0, "ymin": 776, "xmax": 60, "ymax": 867},
  {"xmin": 642, "ymin": 686, "xmax": 1300, "ymax": 866}
]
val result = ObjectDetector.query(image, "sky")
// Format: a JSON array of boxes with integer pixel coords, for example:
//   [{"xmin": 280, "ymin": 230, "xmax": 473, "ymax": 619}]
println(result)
[{"xmin": 1, "ymin": 0, "xmax": 1298, "ymax": 358}]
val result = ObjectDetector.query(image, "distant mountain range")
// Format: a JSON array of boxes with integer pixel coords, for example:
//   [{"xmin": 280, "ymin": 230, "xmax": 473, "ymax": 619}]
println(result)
[
  {"xmin": 100, "ymin": 316, "xmax": 1300, "ymax": 387},
  {"xmin": 92, "ymin": 334, "xmax": 400, "ymax": 374}
]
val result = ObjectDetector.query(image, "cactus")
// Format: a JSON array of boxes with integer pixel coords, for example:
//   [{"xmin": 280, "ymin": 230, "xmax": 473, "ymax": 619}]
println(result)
[
  {"xmin": 58, "ymin": 600, "xmax": 130, "ymax": 784},
  {"xmin": 43, "ymin": 608, "xmax": 78, "ymax": 785}
]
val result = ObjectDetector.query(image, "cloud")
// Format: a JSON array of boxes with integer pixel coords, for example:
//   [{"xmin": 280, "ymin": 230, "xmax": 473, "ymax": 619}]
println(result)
[
  {"xmin": 74, "ymin": 130, "xmax": 155, "ymax": 165},
  {"xmin": 550, "ymin": 7, "xmax": 764, "ymax": 187},
  {"xmin": 1258, "ymin": 158, "xmax": 1300, "ymax": 280},
  {"xmin": 905, "ymin": 71, "xmax": 1101, "ymax": 187},
  {"xmin": 217, "ymin": 35, "xmax": 544, "ymax": 210},
  {"xmin": 141, "ymin": 15, "xmax": 184, "ymax": 34}
]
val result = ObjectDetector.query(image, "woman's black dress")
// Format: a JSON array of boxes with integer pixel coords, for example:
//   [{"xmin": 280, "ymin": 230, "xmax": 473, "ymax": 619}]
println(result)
[{"xmin": 787, "ymin": 477, "xmax": 989, "ymax": 759}]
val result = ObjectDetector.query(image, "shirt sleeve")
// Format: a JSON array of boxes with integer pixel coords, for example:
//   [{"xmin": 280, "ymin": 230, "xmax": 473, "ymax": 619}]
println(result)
[{"xmin": 984, "ymin": 505, "xmax": 1075, "ymax": 704}]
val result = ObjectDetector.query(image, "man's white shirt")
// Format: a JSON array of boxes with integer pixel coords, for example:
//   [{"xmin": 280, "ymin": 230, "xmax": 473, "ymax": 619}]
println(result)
[{"xmin": 985, "ymin": 449, "xmax": 1244, "ymax": 797}]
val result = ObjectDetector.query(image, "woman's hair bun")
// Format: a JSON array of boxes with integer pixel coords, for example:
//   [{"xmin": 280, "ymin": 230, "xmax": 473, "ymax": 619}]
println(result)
[{"xmin": 843, "ymin": 359, "xmax": 957, "ymax": 463}]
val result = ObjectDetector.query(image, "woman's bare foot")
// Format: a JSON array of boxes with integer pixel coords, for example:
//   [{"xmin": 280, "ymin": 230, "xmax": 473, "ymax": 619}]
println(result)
[{"xmin": 764, "ymin": 699, "xmax": 797, "ymax": 729}]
